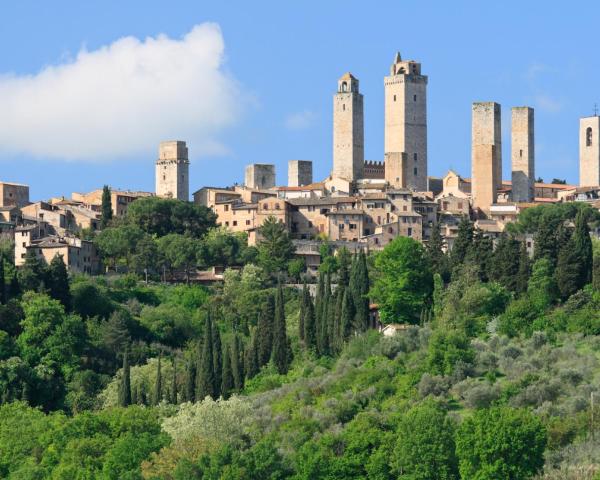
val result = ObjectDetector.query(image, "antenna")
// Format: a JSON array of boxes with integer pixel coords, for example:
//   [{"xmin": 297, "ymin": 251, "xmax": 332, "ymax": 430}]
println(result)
[{"xmin": 594, "ymin": 103, "xmax": 598, "ymax": 116}]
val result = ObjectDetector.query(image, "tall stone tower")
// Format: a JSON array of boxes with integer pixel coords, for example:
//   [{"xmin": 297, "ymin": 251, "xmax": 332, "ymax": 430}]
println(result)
[
  {"xmin": 332, "ymin": 73, "xmax": 364, "ymax": 181},
  {"xmin": 288, "ymin": 160, "xmax": 313, "ymax": 187},
  {"xmin": 580, "ymin": 116, "xmax": 600, "ymax": 186},
  {"xmin": 511, "ymin": 107, "xmax": 535, "ymax": 202},
  {"xmin": 384, "ymin": 52, "xmax": 428, "ymax": 191},
  {"xmin": 245, "ymin": 164, "xmax": 276, "ymax": 190},
  {"xmin": 471, "ymin": 102, "xmax": 502, "ymax": 212},
  {"xmin": 155, "ymin": 141, "xmax": 189, "ymax": 201}
]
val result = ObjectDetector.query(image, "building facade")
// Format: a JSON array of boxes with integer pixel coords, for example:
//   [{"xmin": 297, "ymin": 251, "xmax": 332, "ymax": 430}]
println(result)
[
  {"xmin": 155, "ymin": 140, "xmax": 190, "ymax": 201},
  {"xmin": 580, "ymin": 116, "xmax": 600, "ymax": 186},
  {"xmin": 511, "ymin": 107, "xmax": 535, "ymax": 202}
]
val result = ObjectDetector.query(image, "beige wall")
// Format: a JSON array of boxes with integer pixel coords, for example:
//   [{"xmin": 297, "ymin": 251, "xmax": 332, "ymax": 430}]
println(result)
[
  {"xmin": 333, "ymin": 74, "xmax": 364, "ymax": 181},
  {"xmin": 156, "ymin": 141, "xmax": 190, "ymax": 201},
  {"xmin": 288, "ymin": 160, "xmax": 313, "ymax": 187},
  {"xmin": 0, "ymin": 183, "xmax": 29, "ymax": 208},
  {"xmin": 472, "ymin": 102, "xmax": 502, "ymax": 212}
]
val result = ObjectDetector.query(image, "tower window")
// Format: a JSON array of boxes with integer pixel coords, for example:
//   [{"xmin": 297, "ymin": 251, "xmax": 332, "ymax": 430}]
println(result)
[
  {"xmin": 341, "ymin": 81, "xmax": 348, "ymax": 92},
  {"xmin": 414, "ymin": 167, "xmax": 418, "ymax": 175},
  {"xmin": 393, "ymin": 95, "xmax": 396, "ymax": 102},
  {"xmin": 519, "ymin": 149, "xmax": 523, "ymax": 158},
  {"xmin": 343, "ymin": 104, "xmax": 345, "ymax": 111},
  {"xmin": 413, "ymin": 153, "xmax": 417, "ymax": 162},
  {"xmin": 413, "ymin": 95, "xmax": 417, "ymax": 102},
  {"xmin": 587, "ymin": 127, "xmax": 593, "ymax": 147}
]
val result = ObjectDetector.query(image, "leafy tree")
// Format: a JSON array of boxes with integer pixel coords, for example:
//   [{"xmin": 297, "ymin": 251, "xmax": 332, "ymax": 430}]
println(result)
[
  {"xmin": 489, "ymin": 235, "xmax": 521, "ymax": 292},
  {"xmin": 271, "ymin": 283, "xmax": 291, "ymax": 374},
  {"xmin": 466, "ymin": 229, "xmax": 493, "ymax": 282},
  {"xmin": 349, "ymin": 249, "xmax": 370, "ymax": 331},
  {"xmin": 392, "ymin": 402, "xmax": 458, "ymax": 479},
  {"xmin": 200, "ymin": 227, "xmax": 247, "ymax": 268},
  {"xmin": 456, "ymin": 407, "xmax": 546, "ymax": 480},
  {"xmin": 450, "ymin": 217, "xmax": 473, "ymax": 268},
  {"xmin": 528, "ymin": 258, "xmax": 558, "ymax": 308},
  {"xmin": 257, "ymin": 216, "xmax": 295, "ymax": 276},
  {"xmin": 555, "ymin": 240, "xmax": 582, "ymax": 300},
  {"xmin": 101, "ymin": 185, "xmax": 113, "ymax": 229},
  {"xmin": 95, "ymin": 225, "xmax": 143, "ymax": 271},
  {"xmin": 370, "ymin": 237, "xmax": 433, "ymax": 324},
  {"xmin": 118, "ymin": 348, "xmax": 131, "ymax": 407},
  {"xmin": 47, "ymin": 253, "xmax": 71, "ymax": 310},
  {"xmin": 131, "ymin": 234, "xmax": 159, "ymax": 279},
  {"xmin": 287, "ymin": 257, "xmax": 306, "ymax": 283},
  {"xmin": 426, "ymin": 222, "xmax": 450, "ymax": 280},
  {"xmin": 427, "ymin": 329, "xmax": 474, "ymax": 376},
  {"xmin": 157, "ymin": 234, "xmax": 199, "ymax": 283},
  {"xmin": 515, "ymin": 242, "xmax": 531, "ymax": 294},
  {"xmin": 18, "ymin": 249, "xmax": 46, "ymax": 292}
]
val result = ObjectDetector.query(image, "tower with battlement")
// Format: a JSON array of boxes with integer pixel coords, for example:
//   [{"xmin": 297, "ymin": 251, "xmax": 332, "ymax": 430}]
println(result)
[
  {"xmin": 333, "ymin": 73, "xmax": 364, "ymax": 182},
  {"xmin": 155, "ymin": 141, "xmax": 189, "ymax": 201},
  {"xmin": 580, "ymin": 115, "xmax": 600, "ymax": 186},
  {"xmin": 511, "ymin": 107, "xmax": 535, "ymax": 202},
  {"xmin": 384, "ymin": 52, "xmax": 428, "ymax": 191}
]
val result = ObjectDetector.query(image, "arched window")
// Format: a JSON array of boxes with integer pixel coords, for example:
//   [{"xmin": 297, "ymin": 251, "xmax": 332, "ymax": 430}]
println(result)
[
  {"xmin": 587, "ymin": 127, "xmax": 593, "ymax": 147},
  {"xmin": 341, "ymin": 81, "xmax": 348, "ymax": 92}
]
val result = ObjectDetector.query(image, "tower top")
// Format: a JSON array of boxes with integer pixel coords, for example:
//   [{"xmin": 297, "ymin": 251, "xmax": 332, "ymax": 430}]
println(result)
[
  {"xmin": 390, "ymin": 52, "xmax": 422, "ymax": 76},
  {"xmin": 337, "ymin": 72, "xmax": 359, "ymax": 93}
]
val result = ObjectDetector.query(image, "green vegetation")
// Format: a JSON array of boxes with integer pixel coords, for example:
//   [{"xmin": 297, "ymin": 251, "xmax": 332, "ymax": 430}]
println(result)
[{"xmin": 0, "ymin": 201, "xmax": 599, "ymax": 478}]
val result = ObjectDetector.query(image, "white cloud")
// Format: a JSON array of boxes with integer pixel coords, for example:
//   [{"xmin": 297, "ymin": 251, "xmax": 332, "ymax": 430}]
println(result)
[
  {"xmin": 285, "ymin": 110, "xmax": 317, "ymax": 130},
  {"xmin": 0, "ymin": 23, "xmax": 241, "ymax": 161},
  {"xmin": 534, "ymin": 94, "xmax": 562, "ymax": 113}
]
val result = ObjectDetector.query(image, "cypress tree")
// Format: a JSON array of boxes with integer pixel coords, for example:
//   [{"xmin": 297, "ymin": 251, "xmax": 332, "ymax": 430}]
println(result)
[
  {"xmin": 139, "ymin": 383, "xmax": 147, "ymax": 405},
  {"xmin": 349, "ymin": 250, "xmax": 369, "ymax": 332},
  {"xmin": 325, "ymin": 274, "xmax": 336, "ymax": 352},
  {"xmin": 593, "ymin": 256, "xmax": 600, "ymax": 292},
  {"xmin": 333, "ymin": 285, "xmax": 345, "ymax": 353},
  {"xmin": 0, "ymin": 255, "xmax": 5, "ymax": 305},
  {"xmin": 18, "ymin": 249, "xmax": 46, "ymax": 292},
  {"xmin": 8, "ymin": 271, "xmax": 20, "ymax": 300},
  {"xmin": 47, "ymin": 254, "xmax": 71, "ymax": 310},
  {"xmin": 299, "ymin": 282, "xmax": 308, "ymax": 343},
  {"xmin": 426, "ymin": 222, "xmax": 449, "ymax": 280},
  {"xmin": 256, "ymin": 295, "xmax": 274, "ymax": 367},
  {"xmin": 185, "ymin": 358, "xmax": 196, "ymax": 402},
  {"xmin": 303, "ymin": 287, "xmax": 316, "ymax": 351},
  {"xmin": 118, "ymin": 348, "xmax": 131, "ymax": 407},
  {"xmin": 556, "ymin": 239, "xmax": 581, "ymax": 299},
  {"xmin": 231, "ymin": 334, "xmax": 244, "ymax": 391},
  {"xmin": 212, "ymin": 321, "xmax": 222, "ymax": 398},
  {"xmin": 489, "ymin": 235, "xmax": 521, "ymax": 292},
  {"xmin": 337, "ymin": 247, "xmax": 351, "ymax": 285},
  {"xmin": 171, "ymin": 357, "xmax": 177, "ymax": 404},
  {"xmin": 221, "ymin": 342, "xmax": 234, "ymax": 399},
  {"xmin": 101, "ymin": 185, "xmax": 113, "ymax": 229},
  {"xmin": 196, "ymin": 316, "xmax": 216, "ymax": 400},
  {"xmin": 515, "ymin": 242, "xmax": 531, "ymax": 294},
  {"xmin": 314, "ymin": 272, "xmax": 325, "ymax": 341},
  {"xmin": 317, "ymin": 275, "xmax": 331, "ymax": 356},
  {"xmin": 572, "ymin": 209, "xmax": 593, "ymax": 286},
  {"xmin": 154, "ymin": 353, "xmax": 162, "ymax": 405},
  {"xmin": 533, "ymin": 219, "xmax": 559, "ymax": 265},
  {"xmin": 271, "ymin": 283, "xmax": 291, "ymax": 374},
  {"xmin": 244, "ymin": 331, "xmax": 259, "ymax": 380},
  {"xmin": 450, "ymin": 217, "xmax": 474, "ymax": 268},
  {"xmin": 467, "ymin": 229, "xmax": 493, "ymax": 281},
  {"xmin": 340, "ymin": 288, "xmax": 355, "ymax": 342},
  {"xmin": 131, "ymin": 383, "xmax": 139, "ymax": 405}
]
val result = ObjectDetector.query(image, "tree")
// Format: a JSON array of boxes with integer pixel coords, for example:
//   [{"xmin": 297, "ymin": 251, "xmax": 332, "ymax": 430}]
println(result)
[
  {"xmin": 154, "ymin": 353, "xmax": 162, "ymax": 405},
  {"xmin": 101, "ymin": 185, "xmax": 113, "ymax": 229},
  {"xmin": 349, "ymin": 250, "xmax": 370, "ymax": 331},
  {"xmin": 302, "ymin": 287, "xmax": 316, "ymax": 351},
  {"xmin": 95, "ymin": 225, "xmax": 143, "ymax": 272},
  {"xmin": 156, "ymin": 234, "xmax": 199, "ymax": 283},
  {"xmin": 184, "ymin": 358, "xmax": 196, "ymax": 403},
  {"xmin": 17, "ymin": 249, "xmax": 46, "ymax": 293},
  {"xmin": 593, "ymin": 255, "xmax": 600, "ymax": 291},
  {"xmin": 392, "ymin": 402, "xmax": 458, "ymax": 479},
  {"xmin": 244, "ymin": 331, "xmax": 259, "ymax": 380},
  {"xmin": 528, "ymin": 258, "xmax": 558, "ymax": 308},
  {"xmin": 47, "ymin": 254, "xmax": 71, "ymax": 310},
  {"xmin": 256, "ymin": 295, "xmax": 275, "ymax": 367},
  {"xmin": 221, "ymin": 342, "xmax": 234, "ymax": 399},
  {"xmin": 0, "ymin": 255, "xmax": 5, "ymax": 305},
  {"xmin": 131, "ymin": 234, "xmax": 158, "ymax": 280},
  {"xmin": 170, "ymin": 357, "xmax": 178, "ymax": 404},
  {"xmin": 456, "ymin": 407, "xmax": 546, "ymax": 480},
  {"xmin": 515, "ymin": 242, "xmax": 531, "ymax": 294},
  {"xmin": 196, "ymin": 317, "xmax": 216, "ymax": 400},
  {"xmin": 337, "ymin": 246, "xmax": 352, "ymax": 285},
  {"xmin": 271, "ymin": 283, "xmax": 291, "ymax": 374},
  {"xmin": 555, "ymin": 240, "xmax": 582, "ymax": 299},
  {"xmin": 212, "ymin": 321, "xmax": 223, "ymax": 398},
  {"xmin": 427, "ymin": 329, "xmax": 474, "ymax": 376},
  {"xmin": 8, "ymin": 272, "xmax": 20, "ymax": 300},
  {"xmin": 489, "ymin": 235, "xmax": 521, "ymax": 292},
  {"xmin": 572, "ymin": 208, "xmax": 593, "ymax": 286},
  {"xmin": 466, "ymin": 229, "xmax": 493, "ymax": 282},
  {"xmin": 118, "ymin": 348, "xmax": 131, "ymax": 407},
  {"xmin": 450, "ymin": 217, "xmax": 473, "ymax": 268},
  {"xmin": 340, "ymin": 288, "xmax": 355, "ymax": 341},
  {"xmin": 231, "ymin": 334, "xmax": 244, "ymax": 392},
  {"xmin": 256, "ymin": 216, "xmax": 295, "ymax": 276},
  {"xmin": 370, "ymin": 237, "xmax": 433, "ymax": 324},
  {"xmin": 426, "ymin": 222, "xmax": 450, "ymax": 280}
]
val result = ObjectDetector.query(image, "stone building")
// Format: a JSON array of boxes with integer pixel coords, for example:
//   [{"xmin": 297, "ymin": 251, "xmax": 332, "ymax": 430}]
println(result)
[
  {"xmin": 511, "ymin": 107, "xmax": 535, "ymax": 202},
  {"xmin": 288, "ymin": 160, "xmax": 313, "ymax": 187},
  {"xmin": 155, "ymin": 140, "xmax": 190, "ymax": 201},
  {"xmin": 471, "ymin": 102, "xmax": 502, "ymax": 212},
  {"xmin": 332, "ymin": 73, "xmax": 364, "ymax": 182},
  {"xmin": 245, "ymin": 164, "xmax": 276, "ymax": 190},
  {"xmin": 72, "ymin": 188, "xmax": 153, "ymax": 217},
  {"xmin": 580, "ymin": 115, "xmax": 600, "ymax": 186},
  {"xmin": 384, "ymin": 52, "xmax": 428, "ymax": 191},
  {"xmin": 0, "ymin": 181, "xmax": 29, "ymax": 208}
]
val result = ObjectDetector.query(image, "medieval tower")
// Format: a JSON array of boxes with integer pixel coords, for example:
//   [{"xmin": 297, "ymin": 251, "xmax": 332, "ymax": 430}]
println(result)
[
  {"xmin": 471, "ymin": 102, "xmax": 502, "ymax": 212},
  {"xmin": 511, "ymin": 107, "xmax": 535, "ymax": 202},
  {"xmin": 384, "ymin": 52, "xmax": 428, "ymax": 191},
  {"xmin": 155, "ymin": 140, "xmax": 190, "ymax": 201},
  {"xmin": 332, "ymin": 73, "xmax": 364, "ymax": 182},
  {"xmin": 579, "ymin": 115, "xmax": 600, "ymax": 186}
]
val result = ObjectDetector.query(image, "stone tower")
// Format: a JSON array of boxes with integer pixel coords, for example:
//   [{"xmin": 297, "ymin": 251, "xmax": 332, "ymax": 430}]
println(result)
[
  {"xmin": 471, "ymin": 102, "xmax": 502, "ymax": 212},
  {"xmin": 384, "ymin": 52, "xmax": 428, "ymax": 191},
  {"xmin": 245, "ymin": 164, "xmax": 276, "ymax": 189},
  {"xmin": 511, "ymin": 107, "xmax": 535, "ymax": 202},
  {"xmin": 384, "ymin": 152, "xmax": 407, "ymax": 189},
  {"xmin": 155, "ymin": 141, "xmax": 189, "ymax": 201},
  {"xmin": 580, "ymin": 116, "xmax": 600, "ymax": 186},
  {"xmin": 332, "ymin": 72, "xmax": 364, "ymax": 181},
  {"xmin": 288, "ymin": 160, "xmax": 313, "ymax": 187}
]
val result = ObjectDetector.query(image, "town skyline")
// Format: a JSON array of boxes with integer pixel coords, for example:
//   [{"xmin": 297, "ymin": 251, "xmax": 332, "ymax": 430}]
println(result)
[{"xmin": 1, "ymin": 1, "xmax": 599, "ymax": 200}]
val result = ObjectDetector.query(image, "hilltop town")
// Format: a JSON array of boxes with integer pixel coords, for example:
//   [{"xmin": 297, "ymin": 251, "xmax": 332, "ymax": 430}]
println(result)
[{"xmin": 1, "ymin": 52, "xmax": 597, "ymax": 276}]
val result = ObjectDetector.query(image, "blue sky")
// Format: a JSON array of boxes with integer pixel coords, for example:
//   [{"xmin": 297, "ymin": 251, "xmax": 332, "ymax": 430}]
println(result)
[{"xmin": 0, "ymin": 1, "xmax": 598, "ymax": 200}]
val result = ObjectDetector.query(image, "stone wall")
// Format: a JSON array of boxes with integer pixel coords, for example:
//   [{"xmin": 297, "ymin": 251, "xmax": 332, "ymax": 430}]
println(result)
[
  {"xmin": 245, "ymin": 164, "xmax": 276, "ymax": 189},
  {"xmin": 511, "ymin": 107, "xmax": 535, "ymax": 202},
  {"xmin": 580, "ymin": 116, "xmax": 600, "ymax": 186},
  {"xmin": 155, "ymin": 141, "xmax": 189, "ymax": 201},
  {"xmin": 288, "ymin": 160, "xmax": 313, "ymax": 187}
]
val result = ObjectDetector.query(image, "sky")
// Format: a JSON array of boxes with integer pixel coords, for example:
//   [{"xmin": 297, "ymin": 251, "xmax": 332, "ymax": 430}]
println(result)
[{"xmin": 0, "ymin": 1, "xmax": 599, "ymax": 200}]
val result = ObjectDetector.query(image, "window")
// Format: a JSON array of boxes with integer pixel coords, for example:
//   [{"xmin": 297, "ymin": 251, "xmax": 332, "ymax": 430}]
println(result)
[
  {"xmin": 458, "ymin": 202, "xmax": 463, "ymax": 209},
  {"xmin": 388, "ymin": 227, "xmax": 393, "ymax": 233},
  {"xmin": 263, "ymin": 204, "xmax": 269, "ymax": 210},
  {"xmin": 393, "ymin": 95, "xmax": 396, "ymax": 102},
  {"xmin": 308, "ymin": 221, "xmax": 313, "ymax": 228},
  {"xmin": 225, "ymin": 221, "xmax": 229, "ymax": 226},
  {"xmin": 224, "ymin": 205, "xmax": 229, "ymax": 211},
  {"xmin": 275, "ymin": 203, "xmax": 280, "ymax": 210},
  {"xmin": 349, "ymin": 224, "xmax": 357, "ymax": 230},
  {"xmin": 403, "ymin": 205, "xmax": 407, "ymax": 212},
  {"xmin": 408, "ymin": 227, "xmax": 412, "ymax": 236},
  {"xmin": 587, "ymin": 127, "xmax": 593, "ymax": 147},
  {"xmin": 246, "ymin": 220, "xmax": 251, "ymax": 226},
  {"xmin": 375, "ymin": 238, "xmax": 379, "ymax": 245},
  {"xmin": 414, "ymin": 153, "xmax": 417, "ymax": 162},
  {"xmin": 343, "ymin": 104, "xmax": 345, "ymax": 111},
  {"xmin": 232, "ymin": 221, "xmax": 237, "ymax": 226},
  {"xmin": 22, "ymin": 242, "xmax": 26, "ymax": 247},
  {"xmin": 413, "ymin": 95, "xmax": 417, "ymax": 101},
  {"xmin": 414, "ymin": 167, "xmax": 418, "ymax": 175},
  {"xmin": 341, "ymin": 81, "xmax": 348, "ymax": 92},
  {"xmin": 519, "ymin": 149, "xmax": 523, "ymax": 158}
]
